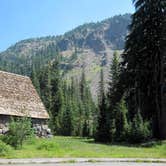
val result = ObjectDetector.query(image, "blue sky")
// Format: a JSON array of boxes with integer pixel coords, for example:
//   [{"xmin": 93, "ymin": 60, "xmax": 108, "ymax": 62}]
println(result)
[{"xmin": 0, "ymin": 0, "xmax": 134, "ymax": 51}]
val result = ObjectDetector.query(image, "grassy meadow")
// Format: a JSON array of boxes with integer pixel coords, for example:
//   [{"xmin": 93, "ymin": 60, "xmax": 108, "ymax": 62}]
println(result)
[{"xmin": 1, "ymin": 136, "xmax": 166, "ymax": 158}]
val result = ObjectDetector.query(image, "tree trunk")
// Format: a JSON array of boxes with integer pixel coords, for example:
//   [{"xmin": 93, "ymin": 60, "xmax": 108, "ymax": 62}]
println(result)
[{"xmin": 160, "ymin": 48, "xmax": 166, "ymax": 139}]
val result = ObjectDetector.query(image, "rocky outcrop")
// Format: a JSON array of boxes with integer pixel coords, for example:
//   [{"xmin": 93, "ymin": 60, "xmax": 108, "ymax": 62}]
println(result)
[{"xmin": 0, "ymin": 115, "xmax": 52, "ymax": 137}]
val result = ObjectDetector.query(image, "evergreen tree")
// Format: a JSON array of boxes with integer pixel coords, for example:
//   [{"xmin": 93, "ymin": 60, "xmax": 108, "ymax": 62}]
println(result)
[
  {"xmin": 61, "ymin": 101, "xmax": 73, "ymax": 136},
  {"xmin": 108, "ymin": 51, "xmax": 120, "ymax": 142},
  {"xmin": 31, "ymin": 66, "xmax": 40, "ymax": 96},
  {"xmin": 120, "ymin": 0, "xmax": 166, "ymax": 139},
  {"xmin": 69, "ymin": 78, "xmax": 80, "ymax": 136},
  {"xmin": 80, "ymin": 68, "xmax": 86, "ymax": 101},
  {"xmin": 82, "ymin": 120, "xmax": 89, "ymax": 137},
  {"xmin": 79, "ymin": 68, "xmax": 95, "ymax": 137},
  {"xmin": 160, "ymin": 7, "xmax": 166, "ymax": 139},
  {"xmin": 40, "ymin": 63, "xmax": 52, "ymax": 114},
  {"xmin": 95, "ymin": 68, "xmax": 110, "ymax": 142},
  {"xmin": 108, "ymin": 51, "xmax": 120, "ymax": 94},
  {"xmin": 114, "ymin": 98, "xmax": 129, "ymax": 142},
  {"xmin": 49, "ymin": 60, "xmax": 63, "ymax": 134}
]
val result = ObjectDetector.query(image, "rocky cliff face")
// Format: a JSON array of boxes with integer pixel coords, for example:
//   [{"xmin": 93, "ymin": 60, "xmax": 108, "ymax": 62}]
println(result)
[
  {"xmin": 0, "ymin": 14, "xmax": 131, "ymax": 98},
  {"xmin": 56, "ymin": 14, "xmax": 131, "ymax": 53}
]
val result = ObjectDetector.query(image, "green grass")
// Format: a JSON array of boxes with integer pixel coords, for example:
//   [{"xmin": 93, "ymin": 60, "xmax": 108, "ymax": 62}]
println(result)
[{"xmin": 1, "ymin": 136, "xmax": 166, "ymax": 158}]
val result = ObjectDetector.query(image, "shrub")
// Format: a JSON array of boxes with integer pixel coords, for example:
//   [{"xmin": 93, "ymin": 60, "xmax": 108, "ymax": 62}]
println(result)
[
  {"xmin": 4, "ymin": 117, "xmax": 34, "ymax": 149},
  {"xmin": 0, "ymin": 140, "xmax": 12, "ymax": 157},
  {"xmin": 36, "ymin": 141, "xmax": 59, "ymax": 151}
]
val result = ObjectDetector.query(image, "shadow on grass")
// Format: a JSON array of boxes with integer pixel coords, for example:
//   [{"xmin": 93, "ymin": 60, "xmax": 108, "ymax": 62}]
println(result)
[{"xmin": 72, "ymin": 137, "xmax": 163, "ymax": 148}]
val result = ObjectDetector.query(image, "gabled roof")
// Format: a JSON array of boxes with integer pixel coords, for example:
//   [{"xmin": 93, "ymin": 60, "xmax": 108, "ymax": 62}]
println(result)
[{"xmin": 0, "ymin": 70, "xmax": 49, "ymax": 119}]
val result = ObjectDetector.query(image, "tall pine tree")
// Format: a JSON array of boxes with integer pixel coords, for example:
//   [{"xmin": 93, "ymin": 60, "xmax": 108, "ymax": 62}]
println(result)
[
  {"xmin": 108, "ymin": 51, "xmax": 120, "ymax": 142},
  {"xmin": 121, "ymin": 0, "xmax": 166, "ymax": 139},
  {"xmin": 95, "ymin": 68, "xmax": 110, "ymax": 142}
]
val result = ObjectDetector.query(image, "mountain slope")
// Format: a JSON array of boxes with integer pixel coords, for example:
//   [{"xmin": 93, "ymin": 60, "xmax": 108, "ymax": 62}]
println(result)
[{"xmin": 0, "ymin": 14, "xmax": 131, "ymax": 97}]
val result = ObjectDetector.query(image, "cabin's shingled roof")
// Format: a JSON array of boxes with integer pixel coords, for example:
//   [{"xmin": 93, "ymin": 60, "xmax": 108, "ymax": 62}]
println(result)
[{"xmin": 0, "ymin": 70, "xmax": 49, "ymax": 119}]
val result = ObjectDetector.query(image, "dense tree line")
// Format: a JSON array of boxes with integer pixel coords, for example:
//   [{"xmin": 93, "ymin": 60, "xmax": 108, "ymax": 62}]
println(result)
[
  {"xmin": 99, "ymin": 0, "xmax": 166, "ymax": 143},
  {"xmin": 95, "ymin": 52, "xmax": 151, "ymax": 143},
  {"xmin": 122, "ymin": 0, "xmax": 166, "ymax": 140},
  {"xmin": 31, "ymin": 58, "xmax": 97, "ymax": 137}
]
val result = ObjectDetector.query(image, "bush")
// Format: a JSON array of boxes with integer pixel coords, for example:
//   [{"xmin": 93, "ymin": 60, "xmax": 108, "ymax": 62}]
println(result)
[
  {"xmin": 3, "ymin": 117, "xmax": 34, "ymax": 149},
  {"xmin": 36, "ymin": 141, "xmax": 59, "ymax": 151},
  {"xmin": 0, "ymin": 140, "xmax": 12, "ymax": 157}
]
